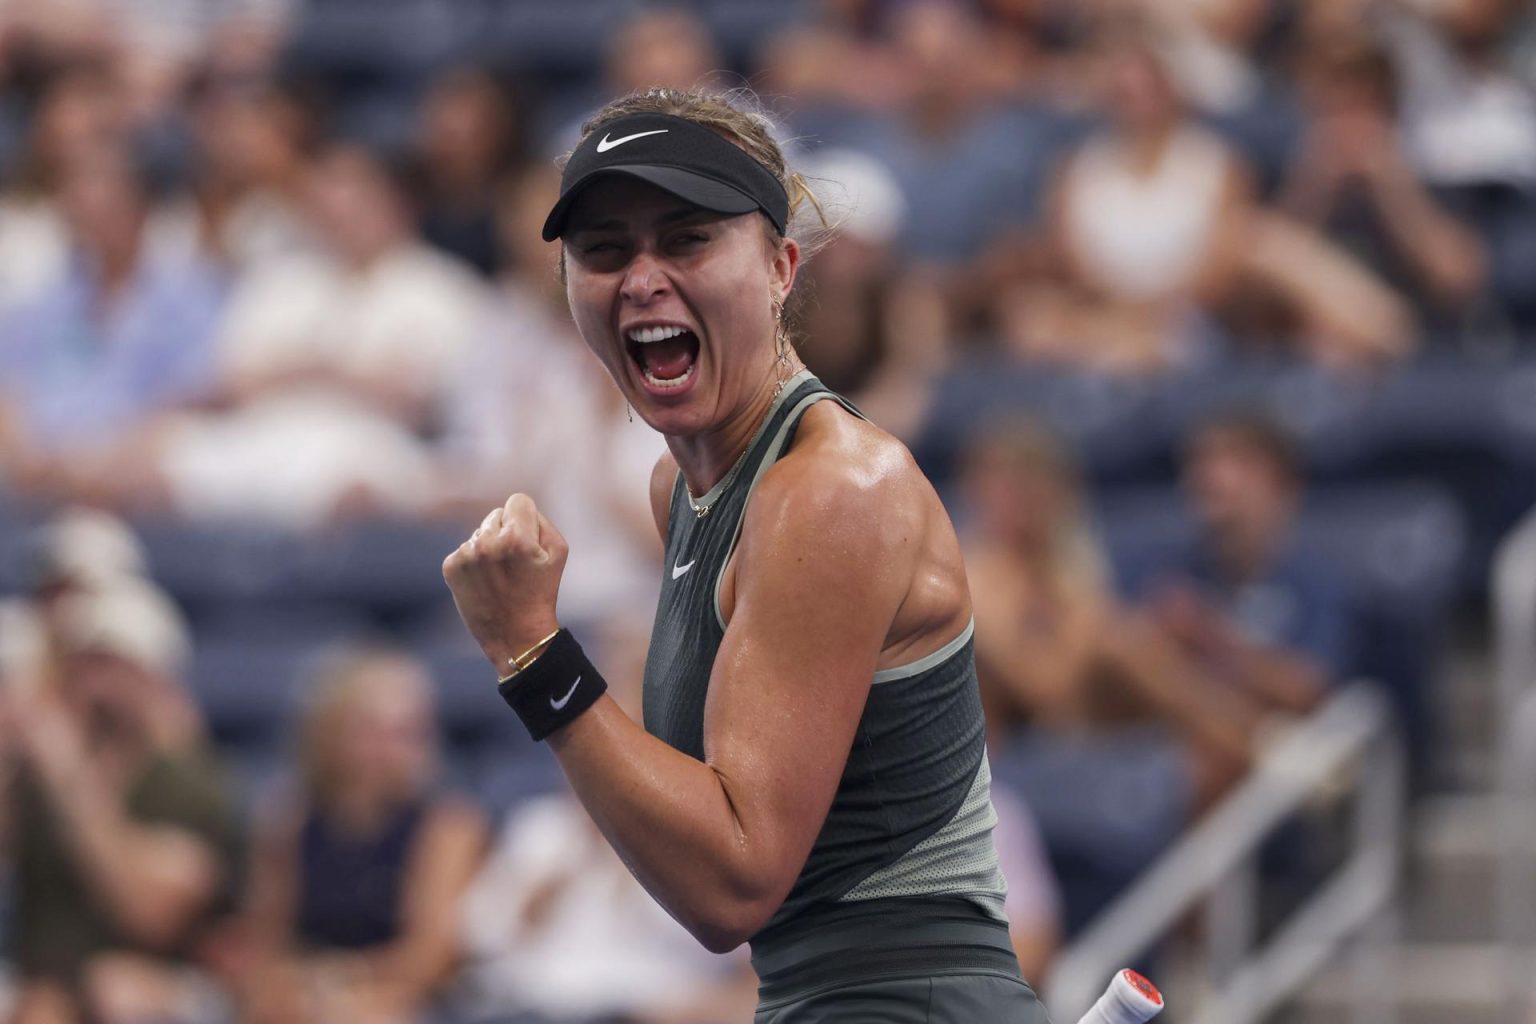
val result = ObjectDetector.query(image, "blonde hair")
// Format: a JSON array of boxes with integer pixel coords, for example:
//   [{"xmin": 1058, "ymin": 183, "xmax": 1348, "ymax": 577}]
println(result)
[
  {"xmin": 565, "ymin": 87, "xmax": 835, "ymax": 262},
  {"xmin": 297, "ymin": 647, "xmax": 435, "ymax": 810},
  {"xmin": 967, "ymin": 420, "xmax": 1110, "ymax": 590}
]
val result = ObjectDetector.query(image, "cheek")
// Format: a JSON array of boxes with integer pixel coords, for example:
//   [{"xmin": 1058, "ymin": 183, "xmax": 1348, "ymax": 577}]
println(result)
[{"xmin": 565, "ymin": 281, "xmax": 616, "ymax": 355}]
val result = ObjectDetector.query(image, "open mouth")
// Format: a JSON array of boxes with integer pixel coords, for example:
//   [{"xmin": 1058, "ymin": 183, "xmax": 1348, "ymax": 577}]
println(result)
[{"xmin": 626, "ymin": 324, "xmax": 700, "ymax": 390}]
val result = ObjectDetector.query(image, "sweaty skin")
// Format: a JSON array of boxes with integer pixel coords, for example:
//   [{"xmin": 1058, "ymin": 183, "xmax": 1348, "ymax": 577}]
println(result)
[{"xmin": 443, "ymin": 178, "xmax": 972, "ymax": 952}]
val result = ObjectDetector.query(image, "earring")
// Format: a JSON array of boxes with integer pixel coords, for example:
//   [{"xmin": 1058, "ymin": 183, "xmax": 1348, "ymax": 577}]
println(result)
[
  {"xmin": 771, "ymin": 297, "xmax": 792, "ymax": 395},
  {"xmin": 626, "ymin": 402, "xmax": 634, "ymax": 424}
]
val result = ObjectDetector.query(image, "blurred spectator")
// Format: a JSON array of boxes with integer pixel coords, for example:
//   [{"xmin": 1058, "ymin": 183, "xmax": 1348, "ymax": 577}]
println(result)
[
  {"xmin": 1132, "ymin": 0, "xmax": 1306, "ymax": 194},
  {"xmin": 1284, "ymin": 37, "xmax": 1490, "ymax": 334},
  {"xmin": 540, "ymin": 7, "xmax": 729, "ymax": 148},
  {"xmin": 23, "ymin": 506, "xmax": 151, "ymax": 620},
  {"xmin": 242, "ymin": 648, "xmax": 487, "ymax": 1024},
  {"xmin": 960, "ymin": 422, "xmax": 1258, "ymax": 805},
  {"xmin": 0, "ymin": 147, "xmax": 225, "ymax": 504},
  {"xmin": 855, "ymin": 0, "xmax": 1045, "ymax": 263},
  {"xmin": 0, "ymin": 0, "xmax": 293, "ymax": 125},
  {"xmin": 1124, "ymin": 412, "xmax": 1345, "ymax": 735},
  {"xmin": 998, "ymin": 23, "xmax": 1414, "ymax": 373},
  {"xmin": 763, "ymin": 0, "xmax": 1045, "ymax": 265},
  {"xmin": 1142, "ymin": 0, "xmax": 1274, "ymax": 117},
  {"xmin": 456, "ymin": 790, "xmax": 756, "ymax": 1024},
  {"xmin": 414, "ymin": 68, "xmax": 523, "ymax": 278},
  {"xmin": 606, "ymin": 8, "xmax": 728, "ymax": 102},
  {"xmin": 154, "ymin": 76, "xmax": 320, "ymax": 272},
  {"xmin": 792, "ymin": 146, "xmax": 951, "ymax": 441},
  {"xmin": 1368, "ymin": 0, "xmax": 1536, "ymax": 332},
  {"xmin": 0, "ymin": 60, "xmax": 129, "ymax": 313},
  {"xmin": 0, "ymin": 582, "xmax": 244, "ymax": 1024},
  {"xmin": 1372, "ymin": 0, "xmax": 1536, "ymax": 192},
  {"xmin": 997, "ymin": 26, "xmax": 1254, "ymax": 374},
  {"xmin": 433, "ymin": 164, "xmax": 664, "ymax": 629},
  {"xmin": 148, "ymin": 141, "xmax": 487, "ymax": 527},
  {"xmin": 961, "ymin": 421, "xmax": 1230, "ymax": 930},
  {"xmin": 454, "ymin": 623, "xmax": 756, "ymax": 1024}
]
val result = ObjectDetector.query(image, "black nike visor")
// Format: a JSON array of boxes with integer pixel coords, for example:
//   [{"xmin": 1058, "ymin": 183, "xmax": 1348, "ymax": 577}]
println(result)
[{"xmin": 542, "ymin": 112, "xmax": 790, "ymax": 242}]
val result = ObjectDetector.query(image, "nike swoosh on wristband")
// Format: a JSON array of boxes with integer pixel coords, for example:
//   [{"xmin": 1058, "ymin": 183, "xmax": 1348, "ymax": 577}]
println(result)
[
  {"xmin": 550, "ymin": 676, "xmax": 582, "ymax": 711},
  {"xmin": 596, "ymin": 129, "xmax": 670, "ymax": 152},
  {"xmin": 672, "ymin": 559, "xmax": 695, "ymax": 580}
]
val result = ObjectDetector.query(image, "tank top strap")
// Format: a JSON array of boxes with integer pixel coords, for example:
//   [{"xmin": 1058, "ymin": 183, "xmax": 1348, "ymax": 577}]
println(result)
[{"xmin": 707, "ymin": 375, "xmax": 863, "ymax": 630}]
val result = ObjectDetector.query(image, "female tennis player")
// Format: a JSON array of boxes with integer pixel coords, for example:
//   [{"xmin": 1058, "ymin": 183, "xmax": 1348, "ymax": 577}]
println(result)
[{"xmin": 443, "ymin": 88, "xmax": 1049, "ymax": 1022}]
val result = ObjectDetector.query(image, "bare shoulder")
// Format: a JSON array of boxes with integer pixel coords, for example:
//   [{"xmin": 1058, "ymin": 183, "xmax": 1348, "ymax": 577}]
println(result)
[
  {"xmin": 748, "ymin": 400, "xmax": 930, "ymax": 537},
  {"xmin": 751, "ymin": 401, "xmax": 972, "ymax": 660},
  {"xmin": 734, "ymin": 400, "xmax": 959, "ymax": 637},
  {"xmin": 648, "ymin": 449, "xmax": 680, "ymax": 543}
]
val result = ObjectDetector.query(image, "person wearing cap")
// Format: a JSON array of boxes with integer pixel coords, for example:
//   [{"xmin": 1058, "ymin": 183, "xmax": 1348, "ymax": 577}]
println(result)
[
  {"xmin": 443, "ymin": 88, "xmax": 1049, "ymax": 1021},
  {"xmin": 0, "ymin": 583, "xmax": 243, "ymax": 1024}
]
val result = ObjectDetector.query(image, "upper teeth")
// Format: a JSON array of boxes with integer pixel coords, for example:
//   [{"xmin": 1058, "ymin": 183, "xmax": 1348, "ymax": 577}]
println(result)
[{"xmin": 628, "ymin": 325, "xmax": 688, "ymax": 344}]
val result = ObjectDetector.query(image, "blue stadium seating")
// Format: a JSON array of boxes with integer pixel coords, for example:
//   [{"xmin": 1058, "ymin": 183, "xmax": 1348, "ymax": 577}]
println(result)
[{"xmin": 1098, "ymin": 481, "xmax": 1467, "ymax": 788}]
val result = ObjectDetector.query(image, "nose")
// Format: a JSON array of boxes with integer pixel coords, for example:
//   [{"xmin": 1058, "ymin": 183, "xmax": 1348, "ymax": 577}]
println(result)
[{"xmin": 619, "ymin": 250, "xmax": 669, "ymax": 306}]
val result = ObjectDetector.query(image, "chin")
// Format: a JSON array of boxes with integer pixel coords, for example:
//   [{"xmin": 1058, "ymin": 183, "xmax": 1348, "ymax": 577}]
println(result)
[{"xmin": 636, "ymin": 398, "xmax": 713, "ymax": 438}]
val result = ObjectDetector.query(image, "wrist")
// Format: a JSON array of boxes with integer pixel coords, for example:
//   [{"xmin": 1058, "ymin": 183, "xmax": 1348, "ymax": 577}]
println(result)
[
  {"xmin": 482, "ymin": 618, "xmax": 562, "ymax": 676},
  {"xmin": 495, "ymin": 625, "xmax": 563, "ymax": 684},
  {"xmin": 497, "ymin": 629, "xmax": 608, "ymax": 741}
]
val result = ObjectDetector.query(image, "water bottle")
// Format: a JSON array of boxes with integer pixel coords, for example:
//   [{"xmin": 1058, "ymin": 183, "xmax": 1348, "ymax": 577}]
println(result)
[{"xmin": 1074, "ymin": 969, "xmax": 1164, "ymax": 1024}]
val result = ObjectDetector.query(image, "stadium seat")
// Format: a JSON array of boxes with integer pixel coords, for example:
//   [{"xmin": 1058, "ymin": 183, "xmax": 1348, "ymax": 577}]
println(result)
[
  {"xmin": 913, "ymin": 360, "xmax": 1173, "ymax": 488},
  {"xmin": 187, "ymin": 639, "xmax": 319, "ymax": 755},
  {"xmin": 478, "ymin": 0, "xmax": 635, "ymax": 76},
  {"xmin": 991, "ymin": 729, "xmax": 1192, "ymax": 935}
]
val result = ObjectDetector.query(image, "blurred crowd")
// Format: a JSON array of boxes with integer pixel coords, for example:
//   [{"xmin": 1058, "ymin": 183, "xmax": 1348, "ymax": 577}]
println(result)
[{"xmin": 0, "ymin": 0, "xmax": 1533, "ymax": 1020}]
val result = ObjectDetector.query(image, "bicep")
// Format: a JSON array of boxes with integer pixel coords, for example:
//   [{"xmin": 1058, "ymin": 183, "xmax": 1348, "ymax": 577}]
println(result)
[{"xmin": 700, "ymin": 478, "xmax": 913, "ymax": 882}]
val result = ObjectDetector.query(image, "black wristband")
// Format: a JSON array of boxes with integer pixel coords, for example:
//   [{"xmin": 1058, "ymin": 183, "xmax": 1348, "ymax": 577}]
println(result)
[{"xmin": 496, "ymin": 628, "xmax": 607, "ymax": 741}]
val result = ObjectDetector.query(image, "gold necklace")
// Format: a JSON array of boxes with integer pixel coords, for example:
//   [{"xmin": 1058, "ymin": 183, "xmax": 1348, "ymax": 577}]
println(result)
[
  {"xmin": 688, "ymin": 441, "xmax": 753, "ymax": 518},
  {"xmin": 688, "ymin": 372, "xmax": 796, "ymax": 518}
]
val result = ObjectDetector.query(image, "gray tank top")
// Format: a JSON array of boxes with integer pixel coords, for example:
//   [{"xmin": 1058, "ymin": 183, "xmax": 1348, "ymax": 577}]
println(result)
[{"xmin": 642, "ymin": 372, "xmax": 1007, "ymax": 940}]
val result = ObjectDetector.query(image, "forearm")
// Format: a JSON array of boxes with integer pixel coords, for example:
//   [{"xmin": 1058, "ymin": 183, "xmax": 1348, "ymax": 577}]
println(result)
[
  {"xmin": 547, "ymin": 697, "xmax": 785, "ymax": 951},
  {"xmin": 1370, "ymin": 177, "xmax": 1487, "ymax": 302},
  {"xmin": 1101, "ymin": 620, "xmax": 1264, "ymax": 762},
  {"xmin": 986, "ymin": 642, "xmax": 1087, "ymax": 722},
  {"xmin": 1244, "ymin": 211, "xmax": 1414, "ymax": 362},
  {"xmin": 1225, "ymin": 643, "xmax": 1328, "ymax": 714},
  {"xmin": 41, "ymin": 760, "xmax": 212, "ymax": 945}
]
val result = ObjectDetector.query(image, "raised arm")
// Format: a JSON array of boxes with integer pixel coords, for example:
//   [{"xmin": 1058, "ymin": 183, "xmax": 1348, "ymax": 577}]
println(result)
[
  {"xmin": 443, "ymin": 457, "xmax": 916, "ymax": 951},
  {"xmin": 13, "ymin": 699, "xmax": 222, "ymax": 950}
]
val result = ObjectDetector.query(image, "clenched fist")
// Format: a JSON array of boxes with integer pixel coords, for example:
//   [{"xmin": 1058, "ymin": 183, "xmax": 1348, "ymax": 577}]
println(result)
[{"xmin": 443, "ymin": 493, "xmax": 568, "ymax": 673}]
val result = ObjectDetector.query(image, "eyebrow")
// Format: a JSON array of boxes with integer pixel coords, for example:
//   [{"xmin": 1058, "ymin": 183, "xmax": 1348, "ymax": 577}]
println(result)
[{"xmin": 568, "ymin": 206, "xmax": 715, "ymax": 235}]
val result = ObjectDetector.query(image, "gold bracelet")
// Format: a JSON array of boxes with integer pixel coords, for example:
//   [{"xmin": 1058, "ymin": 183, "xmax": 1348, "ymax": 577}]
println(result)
[{"xmin": 497, "ymin": 626, "xmax": 562, "ymax": 685}]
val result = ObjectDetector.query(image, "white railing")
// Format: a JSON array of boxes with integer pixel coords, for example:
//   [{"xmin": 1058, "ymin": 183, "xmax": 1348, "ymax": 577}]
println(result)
[
  {"xmin": 1495, "ymin": 508, "xmax": 1536, "ymax": 1018},
  {"xmin": 1495, "ymin": 508, "xmax": 1536, "ymax": 726},
  {"xmin": 1047, "ymin": 683, "xmax": 1405, "ymax": 1024}
]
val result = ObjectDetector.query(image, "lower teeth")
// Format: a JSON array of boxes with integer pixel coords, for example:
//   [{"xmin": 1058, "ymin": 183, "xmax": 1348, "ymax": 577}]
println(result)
[{"xmin": 644, "ymin": 362, "xmax": 695, "ymax": 389}]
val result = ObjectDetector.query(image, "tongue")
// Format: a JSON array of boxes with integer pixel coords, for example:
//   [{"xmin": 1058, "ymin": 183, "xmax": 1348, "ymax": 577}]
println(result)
[{"xmin": 641, "ymin": 333, "xmax": 697, "ymax": 380}]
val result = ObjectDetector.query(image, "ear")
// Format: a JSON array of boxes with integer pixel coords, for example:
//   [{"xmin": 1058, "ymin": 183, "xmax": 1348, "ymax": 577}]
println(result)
[{"xmin": 771, "ymin": 236, "xmax": 800, "ymax": 305}]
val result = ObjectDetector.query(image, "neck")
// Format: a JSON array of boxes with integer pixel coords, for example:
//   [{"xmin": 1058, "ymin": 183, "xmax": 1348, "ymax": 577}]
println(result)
[
  {"xmin": 326, "ymin": 786, "xmax": 398, "ymax": 832},
  {"xmin": 1124, "ymin": 121, "xmax": 1176, "ymax": 171},
  {"xmin": 1213, "ymin": 515, "xmax": 1284, "ymax": 580},
  {"xmin": 90, "ymin": 245, "xmax": 140, "ymax": 298},
  {"xmin": 669, "ymin": 357, "xmax": 805, "ymax": 500}
]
